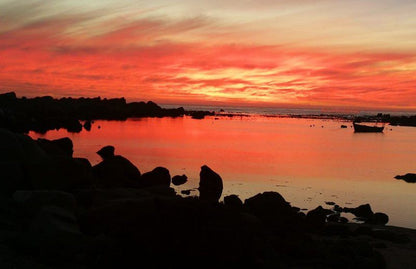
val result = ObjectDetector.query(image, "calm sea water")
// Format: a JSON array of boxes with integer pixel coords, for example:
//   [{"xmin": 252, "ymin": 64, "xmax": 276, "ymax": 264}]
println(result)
[{"xmin": 29, "ymin": 116, "xmax": 416, "ymax": 228}]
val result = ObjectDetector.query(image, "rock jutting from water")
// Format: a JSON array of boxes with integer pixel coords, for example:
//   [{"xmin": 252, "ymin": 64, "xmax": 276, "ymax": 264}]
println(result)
[
  {"xmin": 395, "ymin": 173, "xmax": 416, "ymax": 183},
  {"xmin": 1, "ymin": 127, "xmax": 414, "ymax": 269}
]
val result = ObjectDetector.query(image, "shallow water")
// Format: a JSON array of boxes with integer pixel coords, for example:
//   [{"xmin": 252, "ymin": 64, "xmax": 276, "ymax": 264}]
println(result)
[{"xmin": 29, "ymin": 116, "xmax": 416, "ymax": 228}]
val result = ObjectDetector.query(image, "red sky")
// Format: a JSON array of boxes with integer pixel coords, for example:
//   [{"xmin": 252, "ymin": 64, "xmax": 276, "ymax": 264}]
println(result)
[{"xmin": 1, "ymin": 0, "xmax": 416, "ymax": 111}]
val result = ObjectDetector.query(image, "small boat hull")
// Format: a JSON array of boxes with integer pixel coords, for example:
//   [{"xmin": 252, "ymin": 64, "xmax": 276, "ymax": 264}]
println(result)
[{"xmin": 353, "ymin": 122, "xmax": 384, "ymax": 133}]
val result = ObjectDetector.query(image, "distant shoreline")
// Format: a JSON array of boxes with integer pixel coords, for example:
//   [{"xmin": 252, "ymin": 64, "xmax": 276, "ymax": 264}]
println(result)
[{"xmin": 1, "ymin": 91, "xmax": 415, "ymax": 134}]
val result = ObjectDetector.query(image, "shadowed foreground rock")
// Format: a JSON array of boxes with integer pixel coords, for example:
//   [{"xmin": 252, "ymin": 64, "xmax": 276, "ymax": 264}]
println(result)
[
  {"xmin": 0, "ymin": 129, "xmax": 411, "ymax": 269},
  {"xmin": 92, "ymin": 146, "xmax": 141, "ymax": 188},
  {"xmin": 140, "ymin": 167, "xmax": 171, "ymax": 187},
  {"xmin": 199, "ymin": 165, "xmax": 223, "ymax": 202}
]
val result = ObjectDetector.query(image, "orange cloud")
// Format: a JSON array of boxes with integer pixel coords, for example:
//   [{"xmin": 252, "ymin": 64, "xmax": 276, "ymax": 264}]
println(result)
[{"xmin": 0, "ymin": 8, "xmax": 416, "ymax": 111}]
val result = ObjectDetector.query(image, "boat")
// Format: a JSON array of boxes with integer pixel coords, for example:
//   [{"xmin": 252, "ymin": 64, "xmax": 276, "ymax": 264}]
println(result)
[{"xmin": 353, "ymin": 122, "xmax": 384, "ymax": 133}]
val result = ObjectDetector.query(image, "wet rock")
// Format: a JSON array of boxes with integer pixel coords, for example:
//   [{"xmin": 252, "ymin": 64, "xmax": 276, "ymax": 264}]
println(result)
[
  {"xmin": 343, "ymin": 204, "xmax": 374, "ymax": 219},
  {"xmin": 171, "ymin": 174, "xmax": 188, "ymax": 186},
  {"xmin": 395, "ymin": 173, "xmax": 416, "ymax": 183},
  {"xmin": 141, "ymin": 167, "xmax": 171, "ymax": 187},
  {"xmin": 224, "ymin": 194, "xmax": 243, "ymax": 208},
  {"xmin": 366, "ymin": 212, "xmax": 389, "ymax": 225},
  {"xmin": 198, "ymin": 165, "xmax": 223, "ymax": 202},
  {"xmin": 37, "ymin": 137, "xmax": 73, "ymax": 157}
]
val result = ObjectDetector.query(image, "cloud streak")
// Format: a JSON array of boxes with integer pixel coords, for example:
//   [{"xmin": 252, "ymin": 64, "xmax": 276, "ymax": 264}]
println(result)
[{"xmin": 0, "ymin": 1, "xmax": 416, "ymax": 110}]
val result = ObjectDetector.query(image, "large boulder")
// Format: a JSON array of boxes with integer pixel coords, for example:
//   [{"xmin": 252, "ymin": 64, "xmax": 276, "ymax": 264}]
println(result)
[
  {"xmin": 140, "ymin": 167, "xmax": 171, "ymax": 187},
  {"xmin": 92, "ymin": 146, "xmax": 141, "ymax": 188},
  {"xmin": 198, "ymin": 165, "xmax": 223, "ymax": 202},
  {"xmin": 13, "ymin": 190, "xmax": 77, "ymax": 215},
  {"xmin": 244, "ymin": 192, "xmax": 292, "ymax": 216},
  {"xmin": 26, "ymin": 157, "xmax": 93, "ymax": 190}
]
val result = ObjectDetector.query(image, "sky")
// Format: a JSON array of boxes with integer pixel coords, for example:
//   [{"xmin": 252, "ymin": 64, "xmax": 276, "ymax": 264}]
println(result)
[{"xmin": 1, "ymin": 0, "xmax": 416, "ymax": 110}]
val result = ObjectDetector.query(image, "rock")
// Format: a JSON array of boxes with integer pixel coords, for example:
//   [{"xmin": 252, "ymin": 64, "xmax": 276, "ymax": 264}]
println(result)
[
  {"xmin": 224, "ymin": 195, "xmax": 243, "ymax": 208},
  {"xmin": 395, "ymin": 173, "xmax": 416, "ymax": 183},
  {"xmin": 83, "ymin": 120, "xmax": 92, "ymax": 131},
  {"xmin": 306, "ymin": 206, "xmax": 333, "ymax": 227},
  {"xmin": 96, "ymin": 145, "xmax": 115, "ymax": 160},
  {"xmin": 198, "ymin": 165, "xmax": 223, "ymax": 202},
  {"xmin": 333, "ymin": 205, "xmax": 342, "ymax": 212},
  {"xmin": 327, "ymin": 213, "xmax": 340, "ymax": 222},
  {"xmin": 343, "ymin": 204, "xmax": 374, "ymax": 219},
  {"xmin": 325, "ymin": 201, "xmax": 336, "ymax": 205},
  {"xmin": 371, "ymin": 229, "xmax": 410, "ymax": 243},
  {"xmin": 27, "ymin": 157, "xmax": 93, "ymax": 190},
  {"xmin": 64, "ymin": 118, "xmax": 83, "ymax": 133},
  {"xmin": 92, "ymin": 149, "xmax": 141, "ymax": 188},
  {"xmin": 141, "ymin": 167, "xmax": 171, "ymax": 187},
  {"xmin": 339, "ymin": 217, "xmax": 349, "ymax": 224},
  {"xmin": 181, "ymin": 190, "xmax": 191, "ymax": 195},
  {"xmin": 13, "ymin": 190, "xmax": 76, "ymax": 214},
  {"xmin": 244, "ymin": 191, "xmax": 292, "ymax": 218},
  {"xmin": 171, "ymin": 174, "xmax": 188, "ymax": 186},
  {"xmin": 17, "ymin": 205, "xmax": 85, "ymax": 261},
  {"xmin": 37, "ymin": 137, "xmax": 73, "ymax": 157},
  {"xmin": 366, "ymin": 212, "xmax": 389, "ymax": 225},
  {"xmin": 341, "ymin": 125, "xmax": 348, "ymax": 128}
]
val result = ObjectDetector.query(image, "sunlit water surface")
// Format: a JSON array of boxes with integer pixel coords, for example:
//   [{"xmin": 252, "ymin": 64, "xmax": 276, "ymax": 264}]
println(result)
[{"xmin": 29, "ymin": 116, "xmax": 416, "ymax": 228}]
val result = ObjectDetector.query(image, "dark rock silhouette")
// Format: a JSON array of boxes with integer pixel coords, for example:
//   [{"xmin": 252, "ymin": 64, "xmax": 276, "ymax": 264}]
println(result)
[
  {"xmin": 244, "ymin": 191, "xmax": 293, "ymax": 218},
  {"xmin": 171, "ymin": 174, "xmax": 188, "ymax": 186},
  {"xmin": 97, "ymin": 145, "xmax": 115, "ymax": 160},
  {"xmin": 306, "ymin": 206, "xmax": 334, "ymax": 229},
  {"xmin": 198, "ymin": 165, "xmax": 223, "ymax": 202},
  {"xmin": 37, "ymin": 137, "xmax": 74, "ymax": 157},
  {"xmin": 140, "ymin": 167, "xmax": 171, "ymax": 187},
  {"xmin": 366, "ymin": 212, "xmax": 389, "ymax": 225},
  {"xmin": 181, "ymin": 189, "xmax": 191, "ymax": 195},
  {"xmin": 0, "ymin": 127, "xmax": 410, "ymax": 268},
  {"xmin": 0, "ymin": 92, "xmax": 187, "ymax": 133},
  {"xmin": 224, "ymin": 194, "xmax": 243, "ymax": 208},
  {"xmin": 395, "ymin": 173, "xmax": 416, "ymax": 183},
  {"xmin": 92, "ymin": 146, "xmax": 141, "ymax": 188},
  {"xmin": 343, "ymin": 204, "xmax": 374, "ymax": 219},
  {"xmin": 83, "ymin": 120, "xmax": 92, "ymax": 131}
]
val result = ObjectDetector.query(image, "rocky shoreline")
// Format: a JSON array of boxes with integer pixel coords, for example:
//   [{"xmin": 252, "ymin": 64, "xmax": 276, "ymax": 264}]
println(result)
[
  {"xmin": 1, "ymin": 128, "xmax": 415, "ymax": 268},
  {"xmin": 1, "ymin": 92, "xmax": 416, "ymax": 135}
]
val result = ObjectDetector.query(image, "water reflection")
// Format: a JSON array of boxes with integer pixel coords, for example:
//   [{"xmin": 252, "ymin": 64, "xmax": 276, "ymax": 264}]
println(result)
[{"xmin": 30, "ymin": 116, "xmax": 416, "ymax": 228}]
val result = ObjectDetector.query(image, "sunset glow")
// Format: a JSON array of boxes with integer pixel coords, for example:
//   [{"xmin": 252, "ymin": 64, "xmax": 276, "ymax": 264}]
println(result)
[{"xmin": 1, "ymin": 0, "xmax": 416, "ymax": 110}]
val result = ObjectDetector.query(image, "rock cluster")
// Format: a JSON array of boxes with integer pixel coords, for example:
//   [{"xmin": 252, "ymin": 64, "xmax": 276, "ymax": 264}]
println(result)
[{"xmin": 0, "ymin": 128, "xmax": 406, "ymax": 269}]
